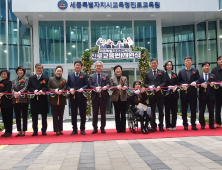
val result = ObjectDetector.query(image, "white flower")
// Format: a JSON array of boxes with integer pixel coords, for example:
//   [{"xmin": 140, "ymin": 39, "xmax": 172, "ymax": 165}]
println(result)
[{"xmin": 85, "ymin": 49, "xmax": 89, "ymax": 52}]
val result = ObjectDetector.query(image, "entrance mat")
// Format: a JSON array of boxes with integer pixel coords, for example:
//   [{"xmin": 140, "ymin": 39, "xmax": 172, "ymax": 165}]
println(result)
[{"xmin": 0, "ymin": 125, "xmax": 221, "ymax": 145}]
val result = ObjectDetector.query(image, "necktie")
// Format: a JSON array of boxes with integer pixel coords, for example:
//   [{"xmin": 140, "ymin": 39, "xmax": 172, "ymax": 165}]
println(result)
[
  {"xmin": 153, "ymin": 71, "xmax": 157, "ymax": 79},
  {"xmin": 98, "ymin": 73, "xmax": 101, "ymax": 86},
  {"xmin": 205, "ymin": 74, "xmax": 208, "ymax": 82},
  {"xmin": 186, "ymin": 70, "xmax": 190, "ymax": 81},
  {"xmin": 37, "ymin": 75, "xmax": 40, "ymax": 80},
  {"xmin": 76, "ymin": 73, "xmax": 79, "ymax": 77}
]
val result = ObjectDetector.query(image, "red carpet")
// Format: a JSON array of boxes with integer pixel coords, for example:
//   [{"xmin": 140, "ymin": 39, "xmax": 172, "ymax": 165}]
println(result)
[{"xmin": 0, "ymin": 125, "xmax": 221, "ymax": 145}]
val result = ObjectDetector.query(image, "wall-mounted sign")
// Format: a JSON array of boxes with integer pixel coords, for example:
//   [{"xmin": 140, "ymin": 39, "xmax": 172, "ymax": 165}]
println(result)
[
  {"xmin": 58, "ymin": 1, "xmax": 68, "ymax": 9},
  {"xmin": 58, "ymin": 1, "xmax": 160, "ymax": 10},
  {"xmin": 91, "ymin": 38, "xmax": 141, "ymax": 60}
]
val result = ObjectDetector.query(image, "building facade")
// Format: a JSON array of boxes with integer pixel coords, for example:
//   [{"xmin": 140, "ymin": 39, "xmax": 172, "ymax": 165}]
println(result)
[{"xmin": 1, "ymin": 0, "xmax": 221, "ymax": 118}]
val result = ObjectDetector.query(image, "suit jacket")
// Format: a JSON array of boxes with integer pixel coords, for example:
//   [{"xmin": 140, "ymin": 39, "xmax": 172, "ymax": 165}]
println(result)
[
  {"xmin": 66, "ymin": 72, "xmax": 88, "ymax": 101},
  {"xmin": 110, "ymin": 76, "xmax": 127, "ymax": 102},
  {"xmin": 11, "ymin": 77, "xmax": 29, "ymax": 104},
  {"xmin": 89, "ymin": 72, "xmax": 110, "ymax": 101},
  {"xmin": 164, "ymin": 72, "xmax": 179, "ymax": 99},
  {"xmin": 124, "ymin": 44, "xmax": 129, "ymax": 48},
  {"xmin": 127, "ymin": 92, "xmax": 147, "ymax": 113},
  {"xmin": 177, "ymin": 68, "xmax": 200, "ymax": 99},
  {"xmin": 27, "ymin": 74, "xmax": 49, "ymax": 114},
  {"xmin": 107, "ymin": 44, "xmax": 115, "ymax": 48},
  {"xmin": 0, "ymin": 79, "xmax": 12, "ymax": 109},
  {"xmin": 144, "ymin": 69, "xmax": 166, "ymax": 98},
  {"xmin": 196, "ymin": 73, "xmax": 216, "ymax": 100},
  {"xmin": 115, "ymin": 44, "xmax": 124, "ymax": 49},
  {"xmin": 211, "ymin": 66, "xmax": 222, "ymax": 99},
  {"xmin": 48, "ymin": 77, "xmax": 67, "ymax": 105}
]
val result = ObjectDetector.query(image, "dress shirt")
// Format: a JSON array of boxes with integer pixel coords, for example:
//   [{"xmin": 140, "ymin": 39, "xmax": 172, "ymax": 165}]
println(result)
[
  {"xmin": 203, "ymin": 73, "xmax": 208, "ymax": 82},
  {"xmin": 36, "ymin": 74, "xmax": 42, "ymax": 80}
]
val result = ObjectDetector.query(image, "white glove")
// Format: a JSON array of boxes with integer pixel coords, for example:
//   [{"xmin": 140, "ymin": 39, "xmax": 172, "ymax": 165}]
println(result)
[
  {"xmin": 168, "ymin": 86, "xmax": 173, "ymax": 90},
  {"xmin": 182, "ymin": 84, "xmax": 188, "ymax": 87},
  {"xmin": 102, "ymin": 86, "xmax": 107, "ymax": 90},
  {"xmin": 14, "ymin": 92, "xmax": 18, "ymax": 98},
  {"xmin": 59, "ymin": 90, "xmax": 62, "ymax": 95},
  {"xmin": 0, "ymin": 93, "xmax": 3, "ymax": 97},
  {"xmin": 155, "ymin": 86, "xmax": 161, "ymax": 92},
  {"xmin": 201, "ymin": 83, "xmax": 207, "ymax": 89},
  {"xmin": 210, "ymin": 82, "xmax": 215, "ymax": 87},
  {"xmin": 134, "ymin": 90, "xmax": 140, "ymax": 95},
  {"xmin": 77, "ymin": 88, "xmax": 83, "ymax": 92},
  {"xmin": 148, "ymin": 85, "xmax": 154, "ymax": 89},
  {"xmin": 173, "ymin": 86, "xmax": 177, "ymax": 92},
  {"xmin": 55, "ymin": 89, "xmax": 59, "ymax": 94},
  {"xmin": 122, "ymin": 86, "xmax": 127, "ymax": 90},
  {"xmin": 117, "ymin": 85, "xmax": 122, "ymax": 90},
  {"xmin": 39, "ymin": 90, "xmax": 43, "ymax": 95},
  {"xmin": 96, "ymin": 86, "xmax": 101, "ymax": 93},
  {"xmin": 190, "ymin": 82, "xmax": 196, "ymax": 86},
  {"xmin": 219, "ymin": 83, "xmax": 222, "ymax": 87},
  {"xmin": 34, "ymin": 90, "xmax": 38, "ymax": 95},
  {"xmin": 70, "ymin": 88, "xmax": 75, "ymax": 94}
]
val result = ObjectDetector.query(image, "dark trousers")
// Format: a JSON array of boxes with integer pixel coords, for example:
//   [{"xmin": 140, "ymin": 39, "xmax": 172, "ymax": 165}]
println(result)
[
  {"xmin": 14, "ymin": 103, "xmax": 28, "ymax": 131},
  {"xmin": 215, "ymin": 98, "xmax": 222, "ymax": 125},
  {"xmin": 113, "ymin": 99, "xmax": 127, "ymax": 132},
  {"xmin": 164, "ymin": 95, "xmax": 178, "ymax": 128},
  {"xmin": 199, "ymin": 96, "xmax": 215, "ymax": 127},
  {"xmin": 92, "ymin": 95, "xmax": 108, "ymax": 130},
  {"xmin": 149, "ymin": 96, "xmax": 164, "ymax": 128},
  {"xmin": 32, "ymin": 114, "xmax": 47, "ymax": 133},
  {"xmin": 51, "ymin": 105, "xmax": 65, "ymax": 132},
  {"xmin": 181, "ymin": 97, "xmax": 197, "ymax": 127},
  {"xmin": 1, "ymin": 107, "xmax": 13, "ymax": 134},
  {"xmin": 70, "ymin": 98, "xmax": 86, "ymax": 131}
]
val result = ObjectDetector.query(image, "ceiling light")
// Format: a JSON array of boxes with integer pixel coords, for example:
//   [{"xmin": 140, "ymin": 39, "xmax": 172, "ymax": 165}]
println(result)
[
  {"xmin": 68, "ymin": 52, "xmax": 71, "ymax": 55},
  {"xmin": 13, "ymin": 29, "xmax": 18, "ymax": 31},
  {"xmin": 147, "ymin": 42, "xmax": 150, "ymax": 44},
  {"xmin": 71, "ymin": 31, "xmax": 74, "ymax": 34},
  {"xmin": 72, "ymin": 45, "xmax": 76, "ymax": 48},
  {"xmin": 0, "ymin": 42, "xmax": 3, "ymax": 45},
  {"xmin": 220, "ymin": 35, "xmax": 222, "ymax": 38},
  {"xmin": 4, "ymin": 50, "xmax": 7, "ymax": 53}
]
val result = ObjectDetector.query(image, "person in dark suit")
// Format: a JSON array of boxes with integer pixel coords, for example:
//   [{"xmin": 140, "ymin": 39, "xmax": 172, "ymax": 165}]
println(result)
[
  {"xmin": 178, "ymin": 56, "xmax": 200, "ymax": 130},
  {"xmin": 197, "ymin": 62, "xmax": 216, "ymax": 129},
  {"xmin": 110, "ymin": 65, "xmax": 128, "ymax": 133},
  {"xmin": 0, "ymin": 70, "xmax": 13, "ymax": 137},
  {"xmin": 27, "ymin": 63, "xmax": 49, "ymax": 136},
  {"xmin": 211, "ymin": 56, "xmax": 222, "ymax": 128},
  {"xmin": 115, "ymin": 41, "xmax": 124, "ymax": 49},
  {"xmin": 66, "ymin": 61, "xmax": 88, "ymax": 135},
  {"xmin": 144, "ymin": 58, "xmax": 166, "ymax": 132},
  {"xmin": 12, "ymin": 66, "xmax": 29, "ymax": 137},
  {"xmin": 89, "ymin": 61, "xmax": 110, "ymax": 134},
  {"xmin": 48, "ymin": 65, "xmax": 67, "ymax": 136},
  {"xmin": 163, "ymin": 61, "xmax": 179, "ymax": 130},
  {"xmin": 123, "ymin": 39, "xmax": 129, "ymax": 48},
  {"xmin": 128, "ymin": 81, "xmax": 151, "ymax": 133}
]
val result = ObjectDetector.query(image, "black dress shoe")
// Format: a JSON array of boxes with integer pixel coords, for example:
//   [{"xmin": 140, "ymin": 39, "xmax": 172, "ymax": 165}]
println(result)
[
  {"xmin": 42, "ymin": 132, "xmax": 47, "ymax": 136},
  {"xmin": 60, "ymin": 132, "xmax": 64, "ymax": 135},
  {"xmin": 184, "ymin": 126, "xmax": 188, "ymax": 131},
  {"xmin": 1, "ymin": 133, "xmax": 6, "ymax": 137},
  {"xmin": 201, "ymin": 125, "xmax": 205, "ymax": 130},
  {"xmin": 32, "ymin": 132, "xmax": 38, "ymax": 136},
  {"xmin": 159, "ymin": 127, "xmax": 165, "ymax": 132},
  {"xmin": 81, "ymin": 130, "xmax": 86, "ymax": 135},
  {"xmin": 117, "ymin": 130, "xmax": 121, "ymax": 133},
  {"xmin": 56, "ymin": 132, "xmax": 60, "ymax": 136},
  {"xmin": 70, "ymin": 130, "xmax": 77, "ymax": 135},
  {"xmin": 192, "ymin": 126, "xmax": 198, "ymax": 130},
  {"xmin": 142, "ymin": 129, "xmax": 147, "ymax": 134},
  {"xmin": 145, "ymin": 128, "xmax": 149, "ymax": 132},
  {"xmin": 101, "ymin": 129, "xmax": 106, "ymax": 134},
  {"xmin": 92, "ymin": 129, "xmax": 98, "ymax": 134},
  {"xmin": 21, "ymin": 133, "xmax": 25, "ymax": 137},
  {"xmin": 209, "ymin": 126, "xmax": 216, "ymax": 129},
  {"xmin": 15, "ymin": 133, "xmax": 21, "ymax": 137},
  {"xmin": 121, "ymin": 130, "xmax": 126, "ymax": 133},
  {"xmin": 4, "ymin": 133, "xmax": 12, "ymax": 137},
  {"xmin": 151, "ymin": 128, "xmax": 157, "ymax": 132}
]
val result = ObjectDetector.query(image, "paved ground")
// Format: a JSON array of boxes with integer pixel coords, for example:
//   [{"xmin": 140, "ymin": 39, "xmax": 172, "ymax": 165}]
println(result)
[{"xmin": 0, "ymin": 136, "xmax": 222, "ymax": 170}]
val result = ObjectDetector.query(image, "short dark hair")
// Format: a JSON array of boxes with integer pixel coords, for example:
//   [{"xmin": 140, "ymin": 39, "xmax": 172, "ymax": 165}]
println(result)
[
  {"xmin": 150, "ymin": 58, "xmax": 158, "ymax": 63},
  {"xmin": 74, "ymin": 61, "xmax": 83, "ymax": 66},
  {"xmin": 113, "ymin": 65, "xmax": 122, "ymax": 72},
  {"xmin": 133, "ymin": 81, "xmax": 142, "ymax": 88},
  {"xmin": 16, "ymin": 66, "xmax": 26, "ymax": 75},
  {"xmin": 202, "ymin": 62, "xmax": 210, "ymax": 67},
  {"xmin": 35, "ymin": 63, "xmax": 43, "ymax": 68},
  {"xmin": 0, "ymin": 69, "xmax": 10, "ymax": 80},
  {"xmin": 55, "ymin": 65, "xmax": 63, "ymax": 72},
  {"xmin": 163, "ymin": 61, "xmax": 174, "ymax": 71},
  {"xmin": 184, "ymin": 56, "xmax": 192, "ymax": 61},
  {"xmin": 217, "ymin": 56, "xmax": 222, "ymax": 61}
]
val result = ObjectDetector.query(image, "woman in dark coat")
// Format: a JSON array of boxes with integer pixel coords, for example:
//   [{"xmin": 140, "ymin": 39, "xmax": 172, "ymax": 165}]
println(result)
[
  {"xmin": 0, "ymin": 70, "xmax": 13, "ymax": 137},
  {"xmin": 48, "ymin": 66, "xmax": 67, "ymax": 135},
  {"xmin": 12, "ymin": 66, "xmax": 29, "ymax": 137},
  {"xmin": 128, "ymin": 81, "xmax": 151, "ymax": 134},
  {"xmin": 164, "ymin": 61, "xmax": 179, "ymax": 130}
]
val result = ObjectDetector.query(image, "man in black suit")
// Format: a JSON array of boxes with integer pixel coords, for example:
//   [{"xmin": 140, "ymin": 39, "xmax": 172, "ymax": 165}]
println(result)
[
  {"xmin": 67, "ymin": 61, "xmax": 88, "ymax": 135},
  {"xmin": 89, "ymin": 61, "xmax": 110, "ymax": 134},
  {"xmin": 211, "ymin": 56, "xmax": 222, "ymax": 128},
  {"xmin": 27, "ymin": 63, "xmax": 49, "ymax": 136},
  {"xmin": 144, "ymin": 58, "xmax": 166, "ymax": 132},
  {"xmin": 178, "ymin": 56, "xmax": 200, "ymax": 130},
  {"xmin": 197, "ymin": 62, "xmax": 216, "ymax": 129}
]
